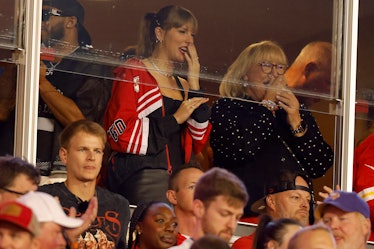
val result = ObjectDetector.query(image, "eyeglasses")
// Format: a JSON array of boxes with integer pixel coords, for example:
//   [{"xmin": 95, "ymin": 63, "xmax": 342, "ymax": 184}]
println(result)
[
  {"xmin": 258, "ymin": 62, "xmax": 287, "ymax": 75},
  {"xmin": 0, "ymin": 187, "xmax": 28, "ymax": 196},
  {"xmin": 42, "ymin": 8, "xmax": 63, "ymax": 22}
]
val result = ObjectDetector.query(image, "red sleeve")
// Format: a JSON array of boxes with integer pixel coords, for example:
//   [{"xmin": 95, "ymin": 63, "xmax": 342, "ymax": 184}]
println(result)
[
  {"xmin": 353, "ymin": 134, "xmax": 374, "ymax": 230},
  {"xmin": 103, "ymin": 59, "xmax": 163, "ymax": 154},
  {"xmin": 187, "ymin": 119, "xmax": 212, "ymax": 153}
]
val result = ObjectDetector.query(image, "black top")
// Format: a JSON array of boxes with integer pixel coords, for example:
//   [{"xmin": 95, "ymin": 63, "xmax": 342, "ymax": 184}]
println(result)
[
  {"xmin": 37, "ymin": 47, "xmax": 113, "ymax": 173},
  {"xmin": 210, "ymin": 97, "xmax": 334, "ymax": 217},
  {"xmin": 39, "ymin": 182, "xmax": 130, "ymax": 249}
]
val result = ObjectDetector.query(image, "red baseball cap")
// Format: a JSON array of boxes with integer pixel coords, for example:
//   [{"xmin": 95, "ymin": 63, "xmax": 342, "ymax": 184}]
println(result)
[{"xmin": 0, "ymin": 201, "xmax": 39, "ymax": 236}]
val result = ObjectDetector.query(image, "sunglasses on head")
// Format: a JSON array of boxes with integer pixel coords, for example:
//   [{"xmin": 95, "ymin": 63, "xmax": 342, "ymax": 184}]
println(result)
[{"xmin": 42, "ymin": 8, "xmax": 63, "ymax": 22}]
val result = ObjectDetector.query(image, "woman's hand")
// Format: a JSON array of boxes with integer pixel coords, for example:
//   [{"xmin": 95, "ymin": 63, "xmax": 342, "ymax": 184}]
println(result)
[
  {"xmin": 276, "ymin": 84, "xmax": 302, "ymax": 129},
  {"xmin": 263, "ymin": 75, "xmax": 287, "ymax": 102},
  {"xmin": 173, "ymin": 97, "xmax": 208, "ymax": 124},
  {"xmin": 184, "ymin": 43, "xmax": 200, "ymax": 90}
]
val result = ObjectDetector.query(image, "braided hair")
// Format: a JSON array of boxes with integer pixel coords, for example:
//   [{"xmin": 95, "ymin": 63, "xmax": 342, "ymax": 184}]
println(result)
[{"xmin": 128, "ymin": 201, "xmax": 164, "ymax": 249}]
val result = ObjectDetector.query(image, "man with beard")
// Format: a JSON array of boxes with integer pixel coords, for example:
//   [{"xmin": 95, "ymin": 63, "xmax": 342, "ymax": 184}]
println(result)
[
  {"xmin": 232, "ymin": 169, "xmax": 312, "ymax": 249},
  {"xmin": 38, "ymin": 0, "xmax": 112, "ymax": 176},
  {"xmin": 315, "ymin": 190, "xmax": 370, "ymax": 249},
  {"xmin": 169, "ymin": 167, "xmax": 249, "ymax": 249}
]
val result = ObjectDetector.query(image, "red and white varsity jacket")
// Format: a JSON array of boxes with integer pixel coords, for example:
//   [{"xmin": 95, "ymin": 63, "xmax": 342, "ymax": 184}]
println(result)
[{"xmin": 103, "ymin": 58, "xmax": 211, "ymax": 169}]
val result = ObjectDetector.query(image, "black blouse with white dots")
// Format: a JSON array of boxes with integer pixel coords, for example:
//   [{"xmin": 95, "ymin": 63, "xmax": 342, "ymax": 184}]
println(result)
[{"xmin": 210, "ymin": 97, "xmax": 334, "ymax": 217}]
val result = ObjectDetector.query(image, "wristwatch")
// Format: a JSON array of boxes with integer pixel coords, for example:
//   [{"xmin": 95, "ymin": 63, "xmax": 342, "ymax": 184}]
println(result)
[{"xmin": 291, "ymin": 120, "xmax": 307, "ymax": 135}]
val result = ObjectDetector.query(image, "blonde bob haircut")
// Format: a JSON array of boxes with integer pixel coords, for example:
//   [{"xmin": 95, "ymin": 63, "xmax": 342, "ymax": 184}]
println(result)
[{"xmin": 219, "ymin": 40, "xmax": 288, "ymax": 98}]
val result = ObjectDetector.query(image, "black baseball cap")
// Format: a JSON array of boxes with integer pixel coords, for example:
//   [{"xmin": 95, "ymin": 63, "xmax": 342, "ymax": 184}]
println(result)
[
  {"xmin": 251, "ymin": 169, "xmax": 311, "ymax": 213},
  {"xmin": 43, "ymin": 0, "xmax": 92, "ymax": 46}
]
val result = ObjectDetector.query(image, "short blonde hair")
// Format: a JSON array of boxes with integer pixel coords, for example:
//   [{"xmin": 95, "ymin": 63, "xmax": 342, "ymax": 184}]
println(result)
[
  {"xmin": 219, "ymin": 40, "xmax": 287, "ymax": 98},
  {"xmin": 59, "ymin": 119, "xmax": 106, "ymax": 149}
]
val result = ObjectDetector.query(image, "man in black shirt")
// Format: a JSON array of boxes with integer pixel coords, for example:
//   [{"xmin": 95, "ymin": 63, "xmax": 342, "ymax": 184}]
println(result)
[
  {"xmin": 38, "ymin": 0, "xmax": 112, "ymax": 175},
  {"xmin": 39, "ymin": 120, "xmax": 130, "ymax": 249}
]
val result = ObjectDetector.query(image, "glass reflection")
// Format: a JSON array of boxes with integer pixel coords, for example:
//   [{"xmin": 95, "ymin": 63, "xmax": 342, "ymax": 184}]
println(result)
[
  {"xmin": 0, "ymin": 0, "xmax": 17, "ymax": 48},
  {"xmin": 38, "ymin": 1, "xmax": 337, "ymax": 113},
  {"xmin": 0, "ymin": 0, "xmax": 347, "ymax": 226}
]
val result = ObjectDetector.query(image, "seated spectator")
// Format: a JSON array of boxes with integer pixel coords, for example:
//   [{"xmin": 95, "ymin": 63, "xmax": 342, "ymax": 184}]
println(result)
[
  {"xmin": 18, "ymin": 191, "xmax": 97, "ymax": 249},
  {"xmin": 252, "ymin": 214, "xmax": 302, "ymax": 249},
  {"xmin": 315, "ymin": 190, "xmax": 370, "ymax": 249},
  {"xmin": 0, "ymin": 200, "xmax": 40, "ymax": 249},
  {"xmin": 288, "ymin": 224, "xmax": 336, "ymax": 249},
  {"xmin": 127, "ymin": 201, "xmax": 178, "ymax": 249},
  {"xmin": 232, "ymin": 169, "xmax": 311, "ymax": 249},
  {"xmin": 0, "ymin": 156, "xmax": 40, "ymax": 203},
  {"xmin": 190, "ymin": 235, "xmax": 230, "ymax": 249},
  {"xmin": 169, "ymin": 168, "xmax": 248, "ymax": 249},
  {"xmin": 166, "ymin": 163, "xmax": 204, "ymax": 243},
  {"xmin": 39, "ymin": 120, "xmax": 130, "ymax": 249}
]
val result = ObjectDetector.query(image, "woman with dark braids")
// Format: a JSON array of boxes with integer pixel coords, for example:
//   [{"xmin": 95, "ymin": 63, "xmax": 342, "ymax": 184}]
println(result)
[
  {"xmin": 128, "ymin": 201, "xmax": 178, "ymax": 249},
  {"xmin": 104, "ymin": 5, "xmax": 211, "ymax": 205}
]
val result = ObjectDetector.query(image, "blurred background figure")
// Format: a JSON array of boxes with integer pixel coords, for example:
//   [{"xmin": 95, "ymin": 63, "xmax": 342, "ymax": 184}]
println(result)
[
  {"xmin": 285, "ymin": 41, "xmax": 335, "ymax": 106},
  {"xmin": 287, "ymin": 224, "xmax": 336, "ymax": 249},
  {"xmin": 0, "ymin": 201, "xmax": 40, "ymax": 249},
  {"xmin": 18, "ymin": 191, "xmax": 97, "ymax": 249},
  {"xmin": 353, "ymin": 106, "xmax": 374, "ymax": 240},
  {"xmin": 190, "ymin": 235, "xmax": 231, "ymax": 249},
  {"xmin": 0, "ymin": 156, "xmax": 40, "ymax": 203}
]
